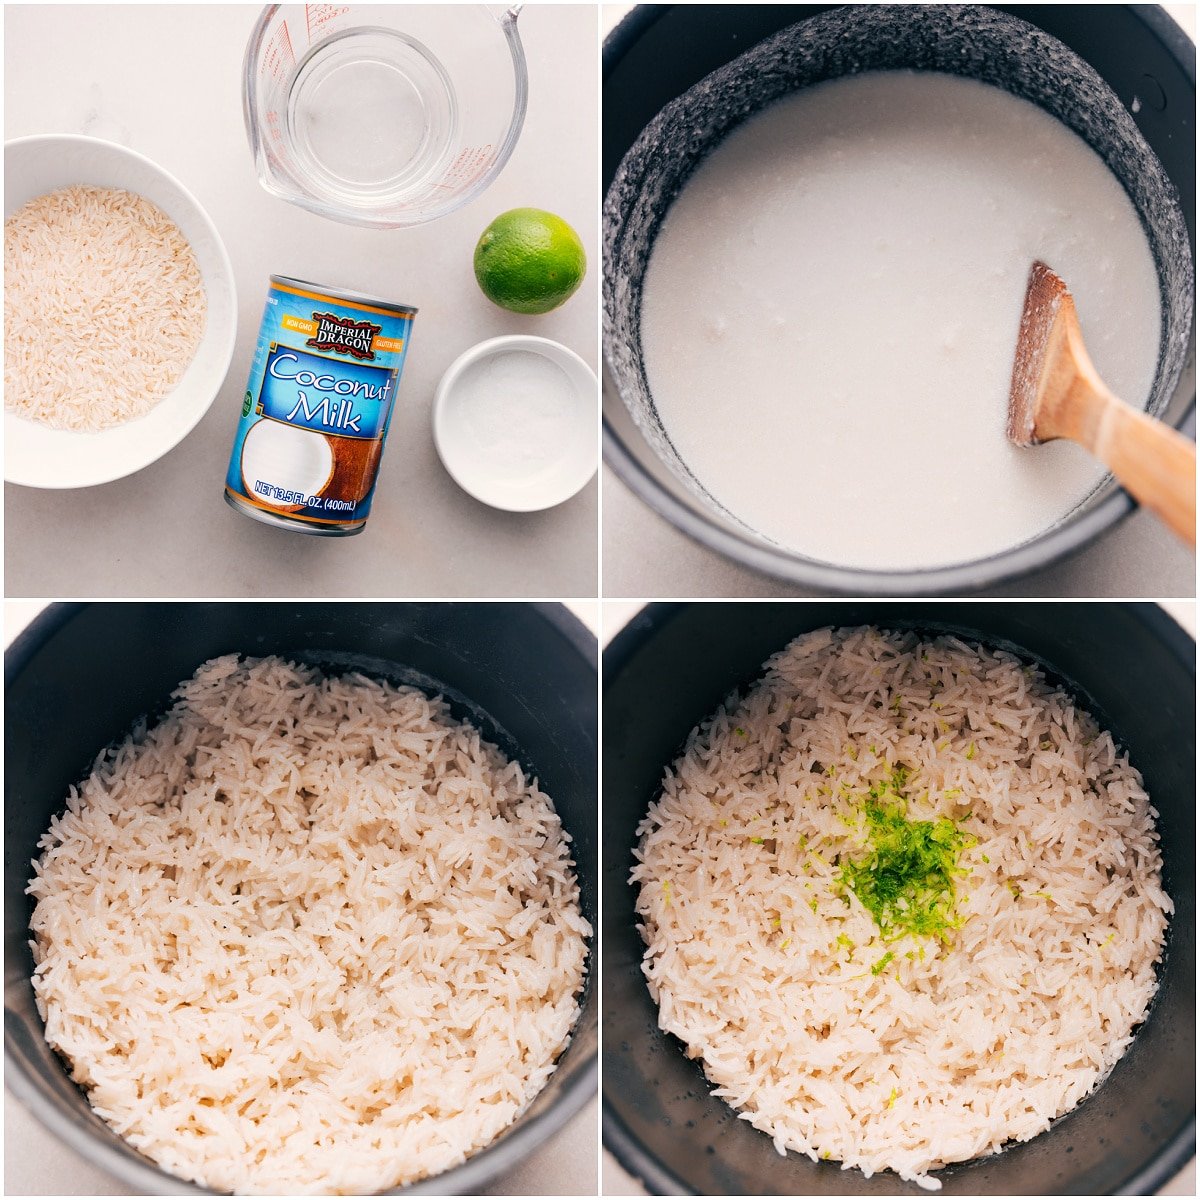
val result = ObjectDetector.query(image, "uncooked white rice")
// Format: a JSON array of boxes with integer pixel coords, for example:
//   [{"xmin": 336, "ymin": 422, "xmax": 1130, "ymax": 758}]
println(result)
[
  {"xmin": 633, "ymin": 627, "xmax": 1170, "ymax": 1190},
  {"xmin": 28, "ymin": 655, "xmax": 589, "ymax": 1195},
  {"xmin": 5, "ymin": 184, "xmax": 206, "ymax": 430}
]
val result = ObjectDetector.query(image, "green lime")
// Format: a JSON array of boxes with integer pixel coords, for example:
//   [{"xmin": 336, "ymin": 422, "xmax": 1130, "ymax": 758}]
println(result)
[{"xmin": 473, "ymin": 208, "xmax": 587, "ymax": 315}]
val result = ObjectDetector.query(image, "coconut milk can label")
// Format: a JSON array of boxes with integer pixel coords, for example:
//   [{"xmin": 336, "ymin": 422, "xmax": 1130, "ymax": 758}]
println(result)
[{"xmin": 224, "ymin": 277, "xmax": 416, "ymax": 535}]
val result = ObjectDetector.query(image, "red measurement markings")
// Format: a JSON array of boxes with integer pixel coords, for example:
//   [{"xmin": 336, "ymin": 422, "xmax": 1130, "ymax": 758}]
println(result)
[
  {"xmin": 306, "ymin": 4, "xmax": 351, "ymax": 41},
  {"xmin": 262, "ymin": 20, "xmax": 296, "ymax": 85},
  {"xmin": 265, "ymin": 109, "xmax": 287, "ymax": 155},
  {"xmin": 432, "ymin": 145, "xmax": 496, "ymax": 192}
]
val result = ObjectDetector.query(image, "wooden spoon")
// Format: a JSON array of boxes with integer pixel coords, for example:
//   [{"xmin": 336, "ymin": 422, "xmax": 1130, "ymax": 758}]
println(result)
[{"xmin": 1008, "ymin": 260, "xmax": 1195, "ymax": 547}]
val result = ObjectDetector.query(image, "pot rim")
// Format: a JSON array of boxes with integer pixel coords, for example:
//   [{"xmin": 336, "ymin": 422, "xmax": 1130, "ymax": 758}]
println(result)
[
  {"xmin": 601, "ymin": 4, "xmax": 1197, "ymax": 596},
  {"xmin": 601, "ymin": 600, "xmax": 1196, "ymax": 1195},
  {"xmin": 5, "ymin": 600, "xmax": 598, "ymax": 1197}
]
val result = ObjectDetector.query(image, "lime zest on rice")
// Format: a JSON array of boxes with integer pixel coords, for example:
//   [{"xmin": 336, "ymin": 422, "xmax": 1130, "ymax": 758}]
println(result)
[
  {"xmin": 631, "ymin": 626, "xmax": 1170, "ymax": 1191},
  {"xmin": 836, "ymin": 770, "xmax": 976, "ymax": 944}
]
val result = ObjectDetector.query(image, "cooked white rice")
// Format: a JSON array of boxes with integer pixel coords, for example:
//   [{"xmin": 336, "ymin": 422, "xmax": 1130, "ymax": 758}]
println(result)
[
  {"xmin": 633, "ymin": 627, "xmax": 1170, "ymax": 1190},
  {"xmin": 5, "ymin": 184, "xmax": 206, "ymax": 430},
  {"xmin": 28, "ymin": 655, "xmax": 589, "ymax": 1195}
]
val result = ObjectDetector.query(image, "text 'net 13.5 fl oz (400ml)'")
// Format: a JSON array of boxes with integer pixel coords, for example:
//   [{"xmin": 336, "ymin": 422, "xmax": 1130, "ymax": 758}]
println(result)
[{"xmin": 224, "ymin": 275, "xmax": 417, "ymax": 536}]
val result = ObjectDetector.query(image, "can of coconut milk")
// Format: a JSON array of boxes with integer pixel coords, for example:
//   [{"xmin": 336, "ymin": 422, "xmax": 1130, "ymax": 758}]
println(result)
[{"xmin": 224, "ymin": 276, "xmax": 416, "ymax": 536}]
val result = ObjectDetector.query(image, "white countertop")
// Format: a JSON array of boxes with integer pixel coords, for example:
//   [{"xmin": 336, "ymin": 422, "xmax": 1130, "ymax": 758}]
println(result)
[
  {"xmin": 4, "ymin": 4, "xmax": 598, "ymax": 599},
  {"xmin": 3, "ymin": 599, "xmax": 599, "ymax": 1196},
  {"xmin": 600, "ymin": 2, "xmax": 1197, "ymax": 600}
]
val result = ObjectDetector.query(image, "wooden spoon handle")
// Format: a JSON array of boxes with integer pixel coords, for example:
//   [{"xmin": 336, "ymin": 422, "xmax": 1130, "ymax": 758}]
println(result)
[{"xmin": 1094, "ymin": 399, "xmax": 1196, "ymax": 547}]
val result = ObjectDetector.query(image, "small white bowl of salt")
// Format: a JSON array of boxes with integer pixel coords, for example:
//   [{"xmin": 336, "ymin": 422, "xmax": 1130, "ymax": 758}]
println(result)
[{"xmin": 433, "ymin": 335, "xmax": 598, "ymax": 512}]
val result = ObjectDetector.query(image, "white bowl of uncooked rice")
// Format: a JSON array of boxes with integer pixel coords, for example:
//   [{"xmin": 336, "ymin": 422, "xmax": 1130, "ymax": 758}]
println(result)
[{"xmin": 4, "ymin": 134, "xmax": 236, "ymax": 488}]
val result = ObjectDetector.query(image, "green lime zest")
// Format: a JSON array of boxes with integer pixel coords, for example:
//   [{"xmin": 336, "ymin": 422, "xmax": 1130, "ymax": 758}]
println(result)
[{"xmin": 836, "ymin": 770, "xmax": 975, "ymax": 943}]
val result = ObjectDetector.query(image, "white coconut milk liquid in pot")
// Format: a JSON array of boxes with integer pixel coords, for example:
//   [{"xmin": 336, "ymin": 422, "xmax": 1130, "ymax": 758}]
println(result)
[{"xmin": 640, "ymin": 71, "xmax": 1162, "ymax": 571}]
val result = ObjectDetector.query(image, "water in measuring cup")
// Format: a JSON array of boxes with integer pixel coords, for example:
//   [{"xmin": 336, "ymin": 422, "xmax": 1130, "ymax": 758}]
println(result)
[{"xmin": 285, "ymin": 27, "xmax": 459, "ymax": 210}]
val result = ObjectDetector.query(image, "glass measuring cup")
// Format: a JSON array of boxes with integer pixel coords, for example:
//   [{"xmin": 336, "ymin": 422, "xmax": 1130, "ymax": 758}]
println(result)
[{"xmin": 243, "ymin": 5, "xmax": 527, "ymax": 228}]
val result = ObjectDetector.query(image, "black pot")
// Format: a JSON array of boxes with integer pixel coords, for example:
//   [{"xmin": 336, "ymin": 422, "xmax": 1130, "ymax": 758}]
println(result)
[
  {"xmin": 603, "ymin": 602, "xmax": 1195, "ymax": 1194},
  {"xmin": 5, "ymin": 602, "xmax": 598, "ymax": 1196},
  {"xmin": 603, "ymin": 5, "xmax": 1197, "ymax": 595}
]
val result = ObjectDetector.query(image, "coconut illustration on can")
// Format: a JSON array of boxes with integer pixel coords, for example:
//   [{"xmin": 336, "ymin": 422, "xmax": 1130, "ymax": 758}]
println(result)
[{"xmin": 224, "ymin": 277, "xmax": 416, "ymax": 535}]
